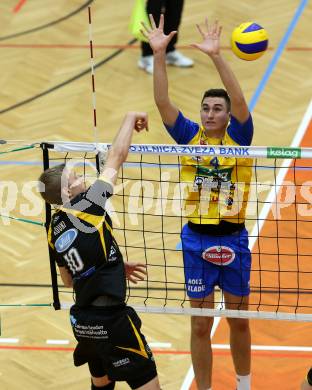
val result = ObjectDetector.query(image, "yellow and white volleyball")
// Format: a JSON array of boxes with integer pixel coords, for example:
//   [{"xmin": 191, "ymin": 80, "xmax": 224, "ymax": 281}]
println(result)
[{"xmin": 231, "ymin": 22, "xmax": 269, "ymax": 61}]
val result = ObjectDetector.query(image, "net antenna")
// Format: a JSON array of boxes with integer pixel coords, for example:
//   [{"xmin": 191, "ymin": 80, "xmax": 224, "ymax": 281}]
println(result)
[
  {"xmin": 88, "ymin": 6, "xmax": 98, "ymax": 147},
  {"xmin": 88, "ymin": 6, "xmax": 106, "ymax": 173}
]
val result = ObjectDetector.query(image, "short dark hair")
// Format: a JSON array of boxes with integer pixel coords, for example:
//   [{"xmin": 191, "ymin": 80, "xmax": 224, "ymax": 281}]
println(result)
[
  {"xmin": 38, "ymin": 163, "xmax": 66, "ymax": 205},
  {"xmin": 201, "ymin": 88, "xmax": 231, "ymax": 112}
]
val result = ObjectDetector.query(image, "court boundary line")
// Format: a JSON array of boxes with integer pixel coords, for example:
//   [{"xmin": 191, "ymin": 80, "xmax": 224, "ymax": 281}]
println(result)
[
  {"xmin": 1, "ymin": 343, "xmax": 312, "ymax": 355},
  {"xmin": 249, "ymin": 0, "xmax": 308, "ymax": 111},
  {"xmin": 1, "ymin": 0, "xmax": 94, "ymax": 41},
  {"xmin": 12, "ymin": 0, "xmax": 27, "ymax": 13}
]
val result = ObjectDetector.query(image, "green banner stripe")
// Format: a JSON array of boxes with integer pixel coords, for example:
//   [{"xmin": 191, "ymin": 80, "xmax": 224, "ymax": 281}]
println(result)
[
  {"xmin": 0, "ymin": 303, "xmax": 52, "ymax": 307},
  {"xmin": 0, "ymin": 215, "xmax": 44, "ymax": 226},
  {"xmin": 0, "ymin": 145, "xmax": 35, "ymax": 155},
  {"xmin": 267, "ymin": 147, "xmax": 301, "ymax": 159}
]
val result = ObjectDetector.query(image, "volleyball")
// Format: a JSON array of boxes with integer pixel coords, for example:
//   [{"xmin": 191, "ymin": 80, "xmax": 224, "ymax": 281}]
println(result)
[{"xmin": 231, "ymin": 22, "xmax": 269, "ymax": 61}]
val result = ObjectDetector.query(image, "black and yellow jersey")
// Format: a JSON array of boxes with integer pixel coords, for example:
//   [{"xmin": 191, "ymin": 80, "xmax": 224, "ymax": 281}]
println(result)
[{"xmin": 47, "ymin": 179, "xmax": 126, "ymax": 307}]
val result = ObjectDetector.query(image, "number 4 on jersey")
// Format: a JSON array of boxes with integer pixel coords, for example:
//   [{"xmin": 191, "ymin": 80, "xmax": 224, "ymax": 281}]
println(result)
[{"xmin": 210, "ymin": 157, "xmax": 219, "ymax": 169}]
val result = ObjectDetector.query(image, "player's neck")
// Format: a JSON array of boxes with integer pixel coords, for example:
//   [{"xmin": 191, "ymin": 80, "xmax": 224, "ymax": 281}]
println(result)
[{"xmin": 203, "ymin": 128, "xmax": 225, "ymax": 140}]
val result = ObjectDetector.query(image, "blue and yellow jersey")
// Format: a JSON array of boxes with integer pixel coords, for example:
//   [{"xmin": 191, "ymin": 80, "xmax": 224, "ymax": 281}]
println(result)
[{"xmin": 165, "ymin": 112, "xmax": 254, "ymax": 225}]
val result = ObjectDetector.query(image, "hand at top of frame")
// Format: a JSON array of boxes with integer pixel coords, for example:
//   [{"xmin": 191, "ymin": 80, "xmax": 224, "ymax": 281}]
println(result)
[
  {"xmin": 126, "ymin": 111, "xmax": 149, "ymax": 132},
  {"xmin": 140, "ymin": 14, "xmax": 177, "ymax": 54},
  {"xmin": 191, "ymin": 19, "xmax": 222, "ymax": 57}
]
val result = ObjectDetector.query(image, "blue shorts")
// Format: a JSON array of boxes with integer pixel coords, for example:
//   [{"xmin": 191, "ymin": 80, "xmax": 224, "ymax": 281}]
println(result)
[{"xmin": 181, "ymin": 223, "xmax": 251, "ymax": 298}]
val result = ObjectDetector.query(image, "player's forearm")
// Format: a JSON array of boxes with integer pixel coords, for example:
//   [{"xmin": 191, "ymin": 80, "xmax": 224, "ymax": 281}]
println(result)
[
  {"xmin": 109, "ymin": 113, "xmax": 136, "ymax": 162},
  {"xmin": 101, "ymin": 114, "xmax": 136, "ymax": 184},
  {"xmin": 210, "ymin": 53, "xmax": 246, "ymax": 105},
  {"xmin": 102, "ymin": 112, "xmax": 147, "ymax": 185},
  {"xmin": 153, "ymin": 51, "xmax": 170, "ymax": 107},
  {"xmin": 59, "ymin": 266, "xmax": 73, "ymax": 287}
]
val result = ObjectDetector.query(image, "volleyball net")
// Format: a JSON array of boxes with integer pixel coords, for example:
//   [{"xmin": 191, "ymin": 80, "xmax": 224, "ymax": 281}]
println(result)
[{"xmin": 40, "ymin": 141, "xmax": 312, "ymax": 322}]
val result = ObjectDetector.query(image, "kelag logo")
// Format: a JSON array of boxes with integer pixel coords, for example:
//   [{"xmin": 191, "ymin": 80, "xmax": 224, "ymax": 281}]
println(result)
[{"xmin": 267, "ymin": 147, "xmax": 301, "ymax": 159}]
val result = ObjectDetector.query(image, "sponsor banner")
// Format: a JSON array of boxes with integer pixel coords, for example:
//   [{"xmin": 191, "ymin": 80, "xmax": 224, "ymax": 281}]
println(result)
[
  {"xmin": 128, "ymin": 144, "xmax": 251, "ymax": 157},
  {"xmin": 267, "ymin": 147, "xmax": 301, "ymax": 159}
]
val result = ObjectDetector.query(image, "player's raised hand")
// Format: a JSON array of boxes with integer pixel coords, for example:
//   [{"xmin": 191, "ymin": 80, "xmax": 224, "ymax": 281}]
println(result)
[
  {"xmin": 141, "ymin": 14, "xmax": 177, "ymax": 53},
  {"xmin": 191, "ymin": 19, "xmax": 222, "ymax": 56},
  {"xmin": 133, "ymin": 112, "xmax": 148, "ymax": 132}
]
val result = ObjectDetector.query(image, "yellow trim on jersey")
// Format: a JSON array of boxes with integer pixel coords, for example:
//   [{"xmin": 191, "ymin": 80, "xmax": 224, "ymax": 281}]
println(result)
[
  {"xmin": 116, "ymin": 315, "xmax": 148, "ymax": 358},
  {"xmin": 48, "ymin": 210, "xmax": 62, "ymax": 249},
  {"xmin": 181, "ymin": 126, "xmax": 253, "ymax": 224},
  {"xmin": 47, "ymin": 224, "xmax": 54, "ymax": 249},
  {"xmin": 58, "ymin": 207, "xmax": 111, "ymax": 259}
]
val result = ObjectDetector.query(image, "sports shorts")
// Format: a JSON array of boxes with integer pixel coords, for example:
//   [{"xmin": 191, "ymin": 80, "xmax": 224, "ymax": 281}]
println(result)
[
  {"xmin": 69, "ymin": 305, "xmax": 157, "ymax": 389},
  {"xmin": 181, "ymin": 223, "xmax": 251, "ymax": 298}
]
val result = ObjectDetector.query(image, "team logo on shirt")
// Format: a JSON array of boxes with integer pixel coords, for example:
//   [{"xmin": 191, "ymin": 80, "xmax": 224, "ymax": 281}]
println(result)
[
  {"xmin": 108, "ymin": 246, "xmax": 117, "ymax": 262},
  {"xmin": 202, "ymin": 246, "xmax": 235, "ymax": 266},
  {"xmin": 70, "ymin": 315, "xmax": 77, "ymax": 326},
  {"xmin": 55, "ymin": 228, "xmax": 78, "ymax": 253}
]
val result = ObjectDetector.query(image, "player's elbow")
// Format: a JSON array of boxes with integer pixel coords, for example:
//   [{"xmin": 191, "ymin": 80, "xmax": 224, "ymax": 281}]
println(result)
[
  {"xmin": 63, "ymin": 280, "xmax": 73, "ymax": 288},
  {"xmin": 155, "ymin": 98, "xmax": 170, "ymax": 111},
  {"xmin": 62, "ymin": 274, "xmax": 73, "ymax": 287},
  {"xmin": 59, "ymin": 267, "xmax": 73, "ymax": 288}
]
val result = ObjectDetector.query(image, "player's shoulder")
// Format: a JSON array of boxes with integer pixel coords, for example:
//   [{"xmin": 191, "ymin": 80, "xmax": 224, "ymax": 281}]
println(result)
[
  {"xmin": 51, "ymin": 210, "xmax": 65, "ymax": 226},
  {"xmin": 226, "ymin": 114, "xmax": 254, "ymax": 146},
  {"xmin": 229, "ymin": 113, "xmax": 253, "ymax": 128},
  {"xmin": 166, "ymin": 111, "xmax": 200, "ymax": 145}
]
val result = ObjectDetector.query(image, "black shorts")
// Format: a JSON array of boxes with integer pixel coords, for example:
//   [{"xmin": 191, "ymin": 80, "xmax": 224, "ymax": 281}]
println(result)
[{"xmin": 69, "ymin": 305, "xmax": 157, "ymax": 389}]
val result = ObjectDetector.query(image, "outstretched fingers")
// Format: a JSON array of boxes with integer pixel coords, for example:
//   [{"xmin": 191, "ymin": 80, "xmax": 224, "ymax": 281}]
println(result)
[
  {"xmin": 168, "ymin": 30, "xmax": 177, "ymax": 41},
  {"xmin": 148, "ymin": 13, "xmax": 164, "ymax": 31},
  {"xmin": 158, "ymin": 13, "xmax": 164, "ymax": 30},
  {"xmin": 149, "ymin": 13, "xmax": 157, "ymax": 29},
  {"xmin": 141, "ymin": 20, "xmax": 151, "ymax": 33},
  {"xmin": 212, "ymin": 20, "xmax": 219, "ymax": 35},
  {"xmin": 140, "ymin": 28, "xmax": 148, "ymax": 41},
  {"xmin": 196, "ymin": 23, "xmax": 206, "ymax": 39},
  {"xmin": 196, "ymin": 18, "xmax": 223, "ymax": 39}
]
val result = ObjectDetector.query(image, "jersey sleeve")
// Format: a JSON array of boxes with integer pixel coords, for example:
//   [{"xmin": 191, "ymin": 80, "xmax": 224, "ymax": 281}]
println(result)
[
  {"xmin": 53, "ymin": 249, "xmax": 66, "ymax": 267},
  {"xmin": 48, "ymin": 222, "xmax": 66, "ymax": 267},
  {"xmin": 164, "ymin": 111, "xmax": 200, "ymax": 144},
  {"xmin": 227, "ymin": 114, "xmax": 254, "ymax": 146},
  {"xmin": 67, "ymin": 179, "xmax": 113, "ymax": 216},
  {"xmin": 83, "ymin": 179, "xmax": 114, "ymax": 215}
]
